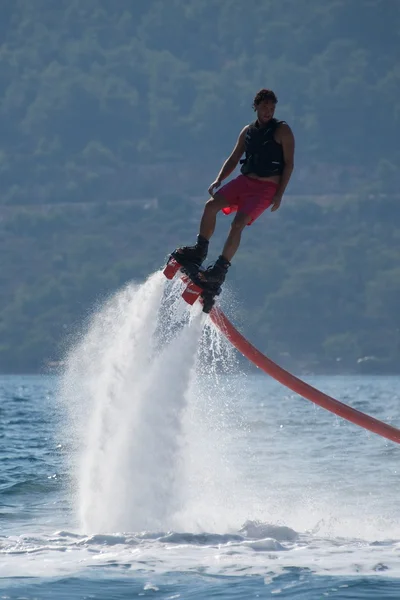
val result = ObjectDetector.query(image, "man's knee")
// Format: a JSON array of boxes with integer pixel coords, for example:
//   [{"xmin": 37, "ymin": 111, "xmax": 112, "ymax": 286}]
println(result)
[
  {"xmin": 205, "ymin": 194, "xmax": 226, "ymax": 214},
  {"xmin": 231, "ymin": 213, "xmax": 251, "ymax": 231}
]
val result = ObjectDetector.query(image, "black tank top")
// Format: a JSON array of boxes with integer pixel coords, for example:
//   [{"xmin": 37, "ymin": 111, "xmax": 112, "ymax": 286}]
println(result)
[{"xmin": 240, "ymin": 118, "xmax": 285, "ymax": 177}]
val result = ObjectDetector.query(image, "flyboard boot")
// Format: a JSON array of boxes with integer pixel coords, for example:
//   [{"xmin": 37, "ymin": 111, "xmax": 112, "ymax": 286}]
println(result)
[
  {"xmin": 164, "ymin": 234, "xmax": 209, "ymax": 279},
  {"xmin": 183, "ymin": 255, "xmax": 231, "ymax": 314},
  {"xmin": 198, "ymin": 255, "xmax": 231, "ymax": 287}
]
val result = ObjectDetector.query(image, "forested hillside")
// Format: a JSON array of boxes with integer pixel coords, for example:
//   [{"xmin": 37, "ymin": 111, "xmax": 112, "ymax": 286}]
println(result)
[
  {"xmin": 1, "ymin": 193, "xmax": 399, "ymax": 373},
  {"xmin": 1, "ymin": 0, "xmax": 399, "ymax": 204},
  {"xmin": 1, "ymin": 0, "xmax": 399, "ymax": 373}
]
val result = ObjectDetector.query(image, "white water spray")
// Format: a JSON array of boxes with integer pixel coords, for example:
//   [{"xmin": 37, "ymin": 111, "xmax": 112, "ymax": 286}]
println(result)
[{"xmin": 60, "ymin": 271, "xmax": 246, "ymax": 534}]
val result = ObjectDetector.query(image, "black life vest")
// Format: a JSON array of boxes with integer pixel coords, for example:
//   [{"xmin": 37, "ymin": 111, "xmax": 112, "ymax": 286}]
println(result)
[{"xmin": 240, "ymin": 118, "xmax": 285, "ymax": 177}]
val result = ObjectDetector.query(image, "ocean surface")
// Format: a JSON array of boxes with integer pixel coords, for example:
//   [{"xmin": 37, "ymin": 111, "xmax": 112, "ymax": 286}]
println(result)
[{"xmin": 1, "ymin": 272, "xmax": 400, "ymax": 599}]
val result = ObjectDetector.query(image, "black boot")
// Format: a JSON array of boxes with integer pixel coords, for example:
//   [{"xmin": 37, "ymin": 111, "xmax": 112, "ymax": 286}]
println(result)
[
  {"xmin": 172, "ymin": 234, "xmax": 209, "ymax": 269},
  {"xmin": 199, "ymin": 255, "xmax": 231, "ymax": 287}
]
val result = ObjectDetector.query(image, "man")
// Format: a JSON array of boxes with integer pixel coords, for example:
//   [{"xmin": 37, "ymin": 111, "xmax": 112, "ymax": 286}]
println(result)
[{"xmin": 174, "ymin": 88, "xmax": 295, "ymax": 286}]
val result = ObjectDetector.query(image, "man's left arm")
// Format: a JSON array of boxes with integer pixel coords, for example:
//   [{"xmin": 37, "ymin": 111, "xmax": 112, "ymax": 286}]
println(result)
[{"xmin": 271, "ymin": 124, "xmax": 295, "ymax": 212}]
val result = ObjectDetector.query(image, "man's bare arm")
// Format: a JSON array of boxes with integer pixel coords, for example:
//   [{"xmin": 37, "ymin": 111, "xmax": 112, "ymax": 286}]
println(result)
[
  {"xmin": 208, "ymin": 126, "xmax": 248, "ymax": 196},
  {"xmin": 274, "ymin": 124, "xmax": 295, "ymax": 199},
  {"xmin": 216, "ymin": 126, "xmax": 248, "ymax": 182}
]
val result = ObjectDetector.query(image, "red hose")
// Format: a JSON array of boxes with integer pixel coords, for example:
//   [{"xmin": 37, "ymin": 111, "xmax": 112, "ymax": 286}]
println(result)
[{"xmin": 210, "ymin": 306, "xmax": 400, "ymax": 444}]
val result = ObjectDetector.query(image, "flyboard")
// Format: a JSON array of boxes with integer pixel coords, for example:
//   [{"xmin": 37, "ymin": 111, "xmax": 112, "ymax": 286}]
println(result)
[{"xmin": 163, "ymin": 254, "xmax": 400, "ymax": 445}]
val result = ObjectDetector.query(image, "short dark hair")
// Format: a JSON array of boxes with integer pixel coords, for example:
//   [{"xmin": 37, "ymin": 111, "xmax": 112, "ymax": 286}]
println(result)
[{"xmin": 252, "ymin": 89, "xmax": 278, "ymax": 108}]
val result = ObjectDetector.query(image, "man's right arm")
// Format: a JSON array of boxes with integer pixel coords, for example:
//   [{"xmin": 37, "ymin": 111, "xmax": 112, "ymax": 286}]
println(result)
[{"xmin": 208, "ymin": 126, "xmax": 248, "ymax": 196}]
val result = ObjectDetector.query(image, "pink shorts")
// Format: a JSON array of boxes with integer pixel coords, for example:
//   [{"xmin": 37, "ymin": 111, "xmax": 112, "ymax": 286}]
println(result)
[{"xmin": 219, "ymin": 175, "xmax": 278, "ymax": 225}]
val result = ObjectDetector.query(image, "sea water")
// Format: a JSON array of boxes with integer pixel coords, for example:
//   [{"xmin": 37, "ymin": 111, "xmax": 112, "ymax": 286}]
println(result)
[{"xmin": 1, "ymin": 272, "xmax": 400, "ymax": 599}]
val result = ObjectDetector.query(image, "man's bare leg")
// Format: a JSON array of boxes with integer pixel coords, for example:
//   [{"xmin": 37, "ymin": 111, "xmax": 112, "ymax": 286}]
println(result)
[
  {"xmin": 199, "ymin": 193, "xmax": 230, "ymax": 240},
  {"xmin": 174, "ymin": 193, "xmax": 230, "ymax": 265},
  {"xmin": 199, "ymin": 212, "xmax": 251, "ymax": 285},
  {"xmin": 221, "ymin": 212, "xmax": 252, "ymax": 262}
]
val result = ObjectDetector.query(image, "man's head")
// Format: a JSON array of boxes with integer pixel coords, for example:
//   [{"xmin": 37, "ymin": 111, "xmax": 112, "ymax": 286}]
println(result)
[{"xmin": 252, "ymin": 89, "xmax": 278, "ymax": 125}]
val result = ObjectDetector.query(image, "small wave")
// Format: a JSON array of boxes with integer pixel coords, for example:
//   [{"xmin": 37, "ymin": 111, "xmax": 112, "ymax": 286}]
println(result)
[
  {"xmin": 0, "ymin": 477, "xmax": 59, "ymax": 497},
  {"xmin": 241, "ymin": 538, "xmax": 286, "ymax": 551},
  {"xmin": 157, "ymin": 532, "xmax": 244, "ymax": 545},
  {"xmin": 239, "ymin": 520, "xmax": 298, "ymax": 542},
  {"xmin": 77, "ymin": 534, "xmax": 139, "ymax": 546},
  {"xmin": 70, "ymin": 522, "xmax": 298, "ymax": 549},
  {"xmin": 53, "ymin": 530, "xmax": 82, "ymax": 539}
]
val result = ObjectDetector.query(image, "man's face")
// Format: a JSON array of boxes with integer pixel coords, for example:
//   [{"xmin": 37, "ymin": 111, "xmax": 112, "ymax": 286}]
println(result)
[{"xmin": 256, "ymin": 100, "xmax": 276, "ymax": 124}]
